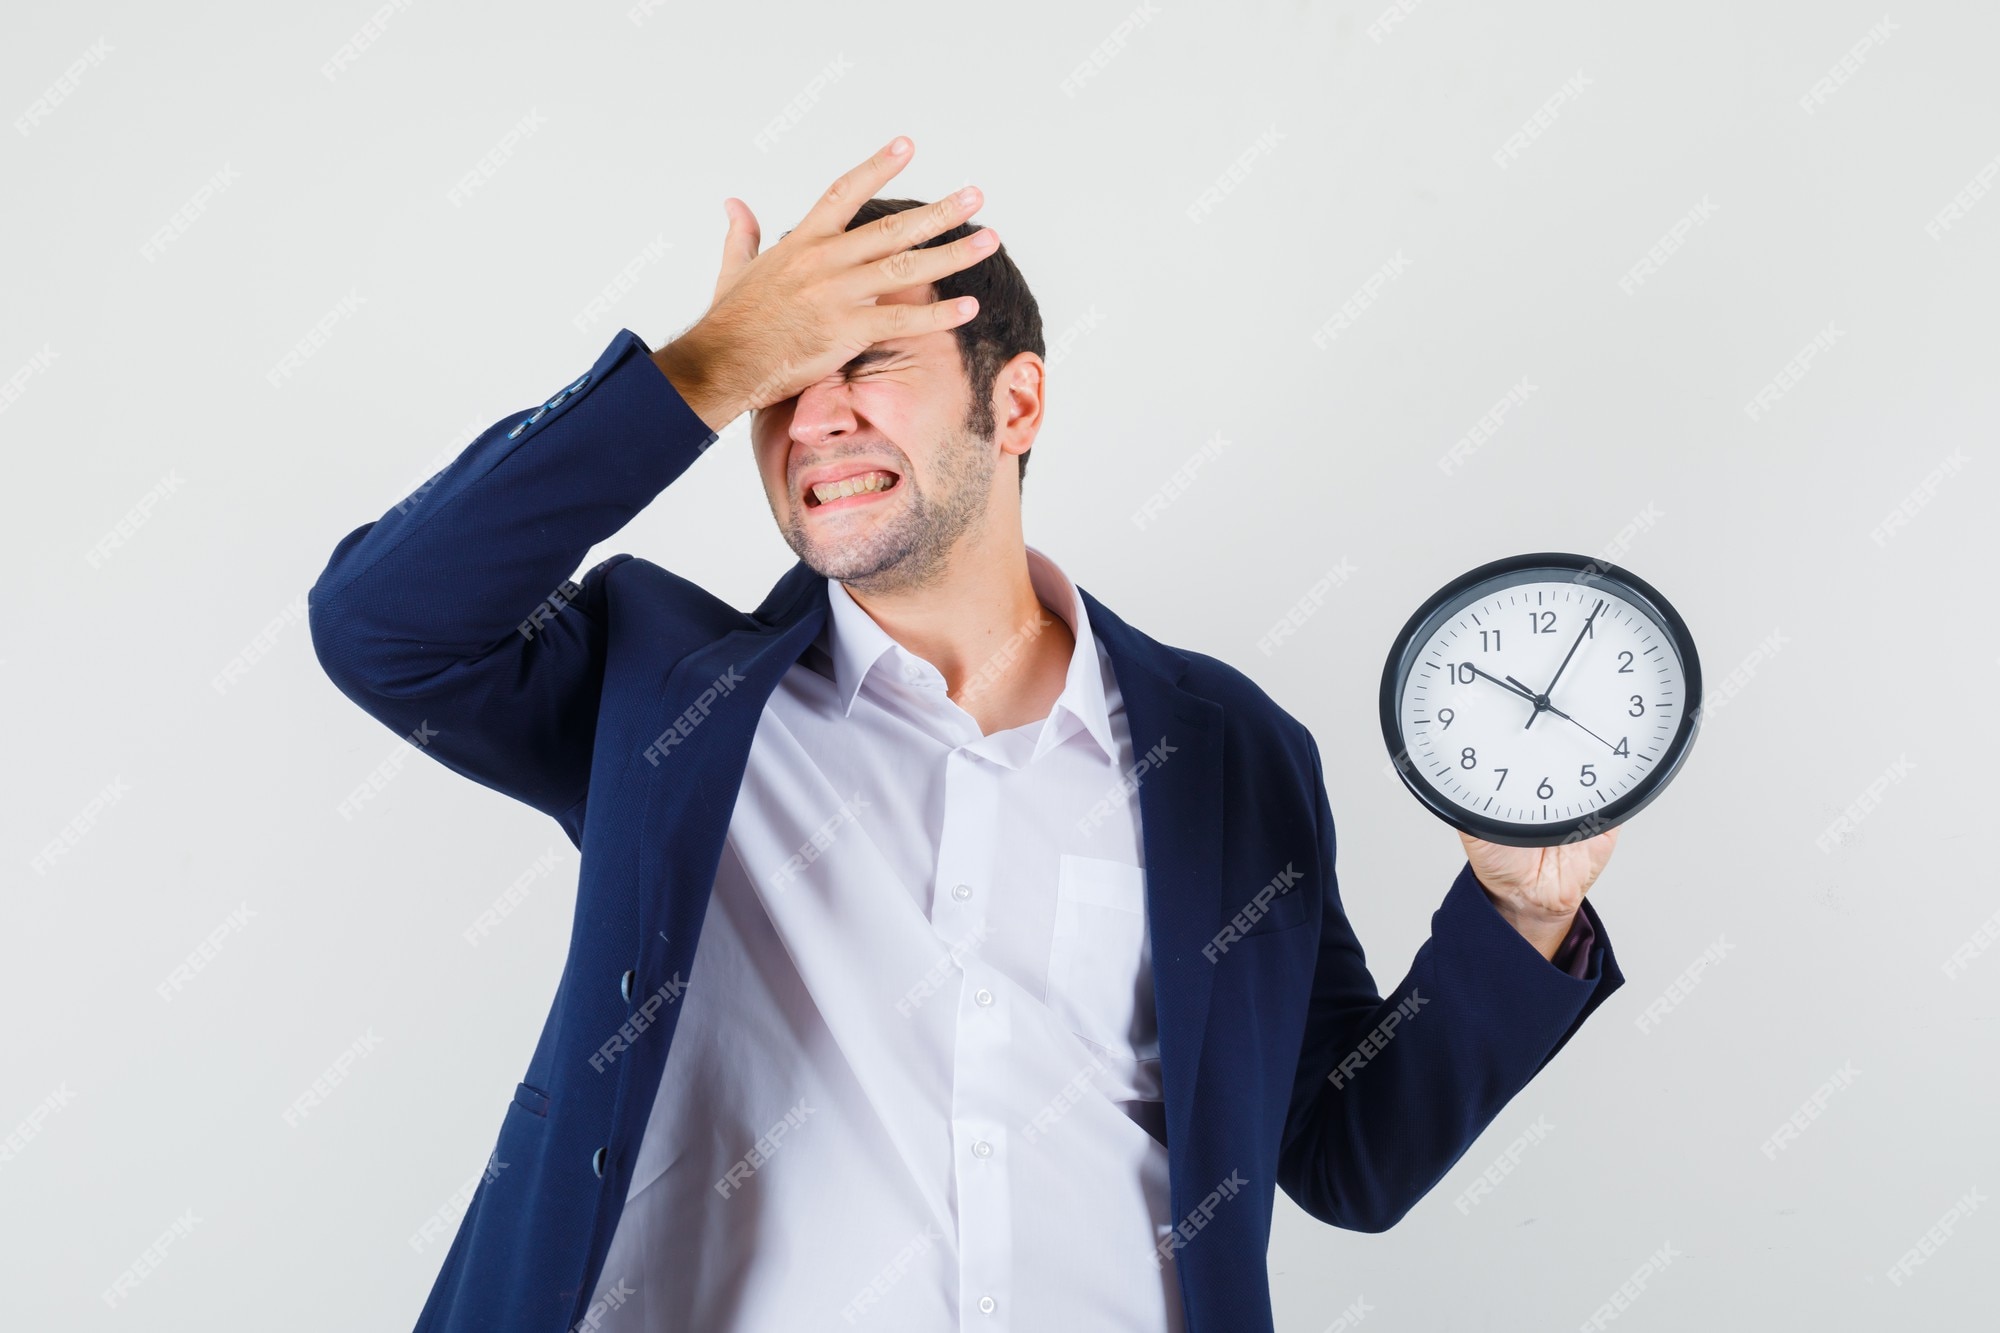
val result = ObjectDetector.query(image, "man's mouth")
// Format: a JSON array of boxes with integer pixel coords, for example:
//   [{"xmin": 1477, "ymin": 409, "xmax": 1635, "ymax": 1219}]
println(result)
[{"xmin": 804, "ymin": 469, "xmax": 900, "ymax": 510}]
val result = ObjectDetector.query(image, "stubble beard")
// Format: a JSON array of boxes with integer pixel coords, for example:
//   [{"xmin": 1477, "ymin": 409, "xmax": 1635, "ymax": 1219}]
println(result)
[{"xmin": 782, "ymin": 412, "xmax": 996, "ymax": 597}]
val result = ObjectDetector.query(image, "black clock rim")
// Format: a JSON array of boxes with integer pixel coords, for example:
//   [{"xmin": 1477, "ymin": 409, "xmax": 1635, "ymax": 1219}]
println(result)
[{"xmin": 1377, "ymin": 551, "xmax": 1704, "ymax": 848}]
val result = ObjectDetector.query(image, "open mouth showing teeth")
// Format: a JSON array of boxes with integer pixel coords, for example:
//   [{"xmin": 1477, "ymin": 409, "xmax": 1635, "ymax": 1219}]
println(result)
[{"xmin": 805, "ymin": 469, "xmax": 900, "ymax": 507}]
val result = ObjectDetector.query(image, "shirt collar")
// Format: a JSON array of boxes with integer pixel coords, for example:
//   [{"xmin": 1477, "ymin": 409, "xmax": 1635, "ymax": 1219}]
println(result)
[{"xmin": 822, "ymin": 543, "xmax": 1118, "ymax": 763}]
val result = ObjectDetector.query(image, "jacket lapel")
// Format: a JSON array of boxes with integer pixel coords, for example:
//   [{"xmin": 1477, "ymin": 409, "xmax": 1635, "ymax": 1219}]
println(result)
[{"xmin": 1075, "ymin": 586, "xmax": 1227, "ymax": 1157}]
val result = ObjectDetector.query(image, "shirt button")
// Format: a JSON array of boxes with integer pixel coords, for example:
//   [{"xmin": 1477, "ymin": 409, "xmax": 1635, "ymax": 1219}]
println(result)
[
  {"xmin": 978, "ymin": 1296, "xmax": 997, "ymax": 1314},
  {"xmin": 974, "ymin": 987, "xmax": 994, "ymax": 1007},
  {"xmin": 952, "ymin": 883, "xmax": 972, "ymax": 901},
  {"xmin": 971, "ymin": 1139, "xmax": 993, "ymax": 1158}
]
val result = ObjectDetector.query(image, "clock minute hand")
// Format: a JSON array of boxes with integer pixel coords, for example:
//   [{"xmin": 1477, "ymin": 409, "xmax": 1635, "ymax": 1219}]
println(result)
[
  {"xmin": 1518, "ymin": 596, "xmax": 1605, "ymax": 731},
  {"xmin": 1540, "ymin": 596, "xmax": 1605, "ymax": 700}
]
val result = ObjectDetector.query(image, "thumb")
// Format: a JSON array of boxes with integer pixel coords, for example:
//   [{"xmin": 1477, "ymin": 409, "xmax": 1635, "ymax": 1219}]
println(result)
[{"xmin": 713, "ymin": 197, "xmax": 761, "ymax": 303}]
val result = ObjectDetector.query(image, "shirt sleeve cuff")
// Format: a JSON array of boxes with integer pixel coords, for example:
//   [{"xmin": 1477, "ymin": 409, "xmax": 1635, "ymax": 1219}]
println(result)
[{"xmin": 1552, "ymin": 907, "xmax": 1597, "ymax": 979}]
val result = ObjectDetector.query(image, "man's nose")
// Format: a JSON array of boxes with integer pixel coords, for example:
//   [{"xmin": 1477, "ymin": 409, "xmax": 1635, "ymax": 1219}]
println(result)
[{"xmin": 788, "ymin": 377, "xmax": 859, "ymax": 447}]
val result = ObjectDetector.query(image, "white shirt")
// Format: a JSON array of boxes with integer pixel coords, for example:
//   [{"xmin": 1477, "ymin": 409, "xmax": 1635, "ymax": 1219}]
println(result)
[{"xmin": 586, "ymin": 544, "xmax": 1184, "ymax": 1331}]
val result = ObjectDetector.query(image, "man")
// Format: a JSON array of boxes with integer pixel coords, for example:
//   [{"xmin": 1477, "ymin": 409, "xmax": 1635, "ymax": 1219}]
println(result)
[{"xmin": 308, "ymin": 136, "xmax": 1623, "ymax": 1333}]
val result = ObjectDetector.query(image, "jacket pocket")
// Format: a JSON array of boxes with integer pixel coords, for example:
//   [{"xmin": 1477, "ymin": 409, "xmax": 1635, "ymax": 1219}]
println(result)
[{"xmin": 512, "ymin": 1081, "xmax": 552, "ymax": 1118}]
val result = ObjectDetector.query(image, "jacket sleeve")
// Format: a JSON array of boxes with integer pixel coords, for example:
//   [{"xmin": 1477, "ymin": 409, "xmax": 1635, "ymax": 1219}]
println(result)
[
  {"xmin": 307, "ymin": 328, "xmax": 718, "ymax": 830},
  {"xmin": 1275, "ymin": 728, "xmax": 1624, "ymax": 1232}
]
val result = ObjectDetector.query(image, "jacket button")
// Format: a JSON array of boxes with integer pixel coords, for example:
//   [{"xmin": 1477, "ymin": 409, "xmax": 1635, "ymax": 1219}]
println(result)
[
  {"xmin": 592, "ymin": 1147, "xmax": 608, "ymax": 1178},
  {"xmin": 620, "ymin": 970, "xmax": 636, "ymax": 1003}
]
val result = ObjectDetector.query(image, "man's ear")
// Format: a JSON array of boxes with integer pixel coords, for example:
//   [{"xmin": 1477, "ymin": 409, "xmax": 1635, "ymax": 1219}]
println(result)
[{"xmin": 994, "ymin": 351, "xmax": 1046, "ymax": 463}]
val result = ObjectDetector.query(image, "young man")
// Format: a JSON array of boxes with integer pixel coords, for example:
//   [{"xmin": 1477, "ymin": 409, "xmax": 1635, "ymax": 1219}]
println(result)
[{"xmin": 309, "ymin": 136, "xmax": 1623, "ymax": 1333}]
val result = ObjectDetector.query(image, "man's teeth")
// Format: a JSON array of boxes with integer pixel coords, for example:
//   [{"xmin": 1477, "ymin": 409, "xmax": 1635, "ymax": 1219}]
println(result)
[{"xmin": 811, "ymin": 471, "xmax": 896, "ymax": 504}]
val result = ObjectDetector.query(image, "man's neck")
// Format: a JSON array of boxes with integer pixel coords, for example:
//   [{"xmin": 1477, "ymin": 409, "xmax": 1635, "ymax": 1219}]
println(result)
[{"xmin": 840, "ymin": 540, "xmax": 1076, "ymax": 736}]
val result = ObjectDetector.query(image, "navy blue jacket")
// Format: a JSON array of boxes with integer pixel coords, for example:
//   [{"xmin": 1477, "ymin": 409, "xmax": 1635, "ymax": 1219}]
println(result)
[{"xmin": 307, "ymin": 327, "xmax": 1623, "ymax": 1333}]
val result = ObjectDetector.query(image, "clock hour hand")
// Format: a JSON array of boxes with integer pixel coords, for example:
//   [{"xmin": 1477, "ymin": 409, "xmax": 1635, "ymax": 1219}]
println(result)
[{"xmin": 1465, "ymin": 663, "xmax": 1541, "ymax": 707}]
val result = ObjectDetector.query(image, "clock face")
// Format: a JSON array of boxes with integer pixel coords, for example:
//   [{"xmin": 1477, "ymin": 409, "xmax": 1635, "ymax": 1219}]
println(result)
[{"xmin": 1380, "ymin": 554, "xmax": 1702, "ymax": 847}]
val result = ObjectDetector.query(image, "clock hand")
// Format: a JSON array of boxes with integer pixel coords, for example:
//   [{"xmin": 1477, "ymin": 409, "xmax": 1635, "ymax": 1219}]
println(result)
[
  {"xmin": 1465, "ymin": 663, "xmax": 1541, "ymax": 706},
  {"xmin": 1503, "ymin": 672, "xmax": 1620, "ymax": 752},
  {"xmin": 1515, "ymin": 597, "xmax": 1605, "ymax": 731},
  {"xmin": 1539, "ymin": 596, "xmax": 1604, "ymax": 700}
]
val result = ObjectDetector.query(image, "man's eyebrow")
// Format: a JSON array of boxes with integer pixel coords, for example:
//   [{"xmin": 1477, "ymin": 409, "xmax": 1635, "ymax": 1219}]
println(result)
[{"xmin": 840, "ymin": 345, "xmax": 911, "ymax": 375}]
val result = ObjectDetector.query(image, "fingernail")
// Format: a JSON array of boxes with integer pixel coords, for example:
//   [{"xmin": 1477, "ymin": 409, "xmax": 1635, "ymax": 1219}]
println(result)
[
  {"xmin": 957, "ymin": 186, "xmax": 979, "ymax": 207},
  {"xmin": 889, "ymin": 137, "xmax": 910, "ymax": 156}
]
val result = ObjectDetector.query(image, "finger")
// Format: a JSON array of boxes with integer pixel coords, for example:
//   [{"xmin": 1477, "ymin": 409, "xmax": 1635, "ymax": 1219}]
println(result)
[
  {"xmin": 721, "ymin": 201, "xmax": 761, "ymax": 287},
  {"xmin": 796, "ymin": 136, "xmax": 915, "ymax": 237},
  {"xmin": 843, "ymin": 224, "xmax": 999, "ymax": 301},
  {"xmin": 713, "ymin": 198, "xmax": 761, "ymax": 302},
  {"xmin": 858, "ymin": 292, "xmax": 980, "ymax": 343},
  {"xmin": 835, "ymin": 185, "xmax": 984, "ymax": 266}
]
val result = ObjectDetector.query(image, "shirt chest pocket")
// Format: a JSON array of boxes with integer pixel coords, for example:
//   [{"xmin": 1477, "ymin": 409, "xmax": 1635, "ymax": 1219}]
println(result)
[{"xmin": 1046, "ymin": 854, "xmax": 1158, "ymax": 1061}]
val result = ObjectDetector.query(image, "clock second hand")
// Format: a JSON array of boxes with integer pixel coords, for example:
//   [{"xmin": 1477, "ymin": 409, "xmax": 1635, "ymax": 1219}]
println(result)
[{"xmin": 1505, "ymin": 673, "xmax": 1621, "ymax": 754}]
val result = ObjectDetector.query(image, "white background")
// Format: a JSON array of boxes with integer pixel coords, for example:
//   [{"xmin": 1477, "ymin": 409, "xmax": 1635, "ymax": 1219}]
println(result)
[{"xmin": 4, "ymin": 1, "xmax": 1996, "ymax": 1329}]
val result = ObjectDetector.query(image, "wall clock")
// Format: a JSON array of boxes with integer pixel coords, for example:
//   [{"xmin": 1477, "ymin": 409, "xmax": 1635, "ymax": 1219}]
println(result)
[{"xmin": 1380, "ymin": 553, "xmax": 1701, "ymax": 847}]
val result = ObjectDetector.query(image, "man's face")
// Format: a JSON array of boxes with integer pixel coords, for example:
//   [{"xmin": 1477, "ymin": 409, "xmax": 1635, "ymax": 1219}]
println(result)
[{"xmin": 751, "ymin": 283, "xmax": 1000, "ymax": 593}]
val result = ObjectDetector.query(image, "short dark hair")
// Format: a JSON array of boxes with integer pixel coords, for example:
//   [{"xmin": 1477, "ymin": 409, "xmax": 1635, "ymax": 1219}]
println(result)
[{"xmin": 844, "ymin": 196, "xmax": 1045, "ymax": 486}]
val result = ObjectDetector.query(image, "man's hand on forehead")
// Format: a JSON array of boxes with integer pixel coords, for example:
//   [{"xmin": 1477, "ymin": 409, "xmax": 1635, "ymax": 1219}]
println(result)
[{"xmin": 651, "ymin": 139, "xmax": 1000, "ymax": 434}]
